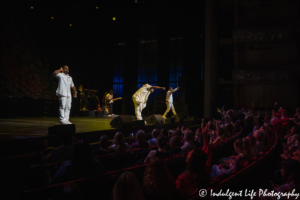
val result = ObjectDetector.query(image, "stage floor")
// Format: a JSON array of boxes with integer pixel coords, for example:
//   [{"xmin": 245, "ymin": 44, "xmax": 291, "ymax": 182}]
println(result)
[{"xmin": 0, "ymin": 117, "xmax": 116, "ymax": 141}]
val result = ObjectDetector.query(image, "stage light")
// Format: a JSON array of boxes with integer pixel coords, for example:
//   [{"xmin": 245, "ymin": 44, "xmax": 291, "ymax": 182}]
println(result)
[
  {"xmin": 112, "ymin": 17, "xmax": 116, "ymax": 21},
  {"xmin": 96, "ymin": 6, "xmax": 98, "ymax": 9},
  {"xmin": 30, "ymin": 6, "xmax": 34, "ymax": 9},
  {"xmin": 51, "ymin": 17, "xmax": 54, "ymax": 19},
  {"xmin": 135, "ymin": 0, "xmax": 137, "ymax": 3},
  {"xmin": 70, "ymin": 24, "xmax": 72, "ymax": 26}
]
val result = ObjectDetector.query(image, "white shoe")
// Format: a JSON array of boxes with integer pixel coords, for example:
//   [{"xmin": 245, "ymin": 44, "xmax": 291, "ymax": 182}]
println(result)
[
  {"xmin": 66, "ymin": 121, "xmax": 72, "ymax": 124},
  {"xmin": 61, "ymin": 120, "xmax": 68, "ymax": 125}
]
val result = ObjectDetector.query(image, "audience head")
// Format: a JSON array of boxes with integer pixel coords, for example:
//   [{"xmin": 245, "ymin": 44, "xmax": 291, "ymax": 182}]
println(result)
[
  {"xmin": 233, "ymin": 122, "xmax": 241, "ymax": 132},
  {"xmin": 291, "ymin": 125, "xmax": 300, "ymax": 135},
  {"xmin": 281, "ymin": 160, "xmax": 300, "ymax": 185},
  {"xmin": 242, "ymin": 138, "xmax": 253, "ymax": 160},
  {"xmin": 143, "ymin": 157, "xmax": 176, "ymax": 199},
  {"xmin": 183, "ymin": 130, "xmax": 194, "ymax": 142},
  {"xmin": 275, "ymin": 113, "xmax": 281, "ymax": 119},
  {"xmin": 234, "ymin": 138, "xmax": 243, "ymax": 154},
  {"xmin": 195, "ymin": 128, "xmax": 203, "ymax": 145},
  {"xmin": 99, "ymin": 135, "xmax": 110, "ymax": 149},
  {"xmin": 186, "ymin": 148, "xmax": 207, "ymax": 169},
  {"xmin": 186, "ymin": 149, "xmax": 209, "ymax": 185},
  {"xmin": 151, "ymin": 129, "xmax": 160, "ymax": 138},
  {"xmin": 72, "ymin": 142, "xmax": 93, "ymax": 166},
  {"xmin": 207, "ymin": 121, "xmax": 214, "ymax": 130},
  {"xmin": 113, "ymin": 132, "xmax": 127, "ymax": 152},
  {"xmin": 160, "ymin": 129, "xmax": 169, "ymax": 138},
  {"xmin": 61, "ymin": 130, "xmax": 73, "ymax": 145},
  {"xmin": 176, "ymin": 126, "xmax": 183, "ymax": 135},
  {"xmin": 281, "ymin": 109, "xmax": 287, "ymax": 116},
  {"xmin": 136, "ymin": 130, "xmax": 146, "ymax": 142},
  {"xmin": 156, "ymin": 135, "xmax": 168, "ymax": 150},
  {"xmin": 113, "ymin": 171, "xmax": 144, "ymax": 200},
  {"xmin": 171, "ymin": 130, "xmax": 181, "ymax": 137},
  {"xmin": 216, "ymin": 128, "xmax": 225, "ymax": 137},
  {"xmin": 170, "ymin": 136, "xmax": 182, "ymax": 149},
  {"xmin": 272, "ymin": 109, "xmax": 275, "ymax": 115},
  {"xmin": 253, "ymin": 130, "xmax": 264, "ymax": 142},
  {"xmin": 63, "ymin": 182, "xmax": 83, "ymax": 200},
  {"xmin": 246, "ymin": 135, "xmax": 256, "ymax": 147}
]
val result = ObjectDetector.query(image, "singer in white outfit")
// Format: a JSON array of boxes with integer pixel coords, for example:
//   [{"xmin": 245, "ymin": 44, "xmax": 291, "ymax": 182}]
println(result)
[
  {"xmin": 132, "ymin": 84, "xmax": 165, "ymax": 120},
  {"xmin": 162, "ymin": 86, "xmax": 180, "ymax": 119},
  {"xmin": 53, "ymin": 65, "xmax": 77, "ymax": 124}
]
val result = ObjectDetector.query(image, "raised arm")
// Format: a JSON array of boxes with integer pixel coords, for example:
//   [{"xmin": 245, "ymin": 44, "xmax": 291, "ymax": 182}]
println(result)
[
  {"xmin": 53, "ymin": 67, "xmax": 63, "ymax": 75},
  {"xmin": 201, "ymin": 118, "xmax": 205, "ymax": 128},
  {"xmin": 202, "ymin": 127, "xmax": 209, "ymax": 146},
  {"xmin": 216, "ymin": 120, "xmax": 221, "ymax": 131},
  {"xmin": 170, "ymin": 86, "xmax": 180, "ymax": 94},
  {"xmin": 294, "ymin": 120, "xmax": 300, "ymax": 126},
  {"xmin": 150, "ymin": 86, "xmax": 165, "ymax": 90}
]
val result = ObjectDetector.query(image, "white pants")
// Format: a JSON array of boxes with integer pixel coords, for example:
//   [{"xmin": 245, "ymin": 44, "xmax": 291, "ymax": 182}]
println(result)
[
  {"xmin": 132, "ymin": 97, "xmax": 146, "ymax": 120},
  {"xmin": 58, "ymin": 96, "xmax": 72, "ymax": 122},
  {"xmin": 162, "ymin": 101, "xmax": 176, "ymax": 117}
]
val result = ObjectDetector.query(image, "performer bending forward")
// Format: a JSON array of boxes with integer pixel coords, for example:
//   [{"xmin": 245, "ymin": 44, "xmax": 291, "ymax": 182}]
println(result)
[
  {"xmin": 132, "ymin": 84, "xmax": 165, "ymax": 120},
  {"xmin": 162, "ymin": 86, "xmax": 180, "ymax": 119},
  {"xmin": 53, "ymin": 65, "xmax": 77, "ymax": 124}
]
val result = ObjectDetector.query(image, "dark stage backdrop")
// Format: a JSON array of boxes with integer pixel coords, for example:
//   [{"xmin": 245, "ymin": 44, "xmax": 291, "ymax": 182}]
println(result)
[{"xmin": 0, "ymin": 6, "xmax": 56, "ymax": 99}]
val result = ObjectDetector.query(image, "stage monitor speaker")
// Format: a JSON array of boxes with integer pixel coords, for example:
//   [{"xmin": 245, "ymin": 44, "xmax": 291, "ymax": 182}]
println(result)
[
  {"xmin": 48, "ymin": 124, "xmax": 76, "ymax": 135},
  {"xmin": 146, "ymin": 114, "xmax": 164, "ymax": 125},
  {"xmin": 110, "ymin": 115, "xmax": 133, "ymax": 128}
]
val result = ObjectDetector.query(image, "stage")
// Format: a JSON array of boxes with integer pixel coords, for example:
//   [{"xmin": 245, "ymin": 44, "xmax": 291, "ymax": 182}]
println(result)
[
  {"xmin": 0, "ymin": 117, "xmax": 116, "ymax": 141},
  {"xmin": 0, "ymin": 116, "xmax": 198, "ymax": 158}
]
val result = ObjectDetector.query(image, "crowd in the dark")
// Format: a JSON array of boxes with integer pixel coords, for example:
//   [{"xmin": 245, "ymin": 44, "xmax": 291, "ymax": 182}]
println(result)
[{"xmin": 25, "ymin": 101, "xmax": 300, "ymax": 200}]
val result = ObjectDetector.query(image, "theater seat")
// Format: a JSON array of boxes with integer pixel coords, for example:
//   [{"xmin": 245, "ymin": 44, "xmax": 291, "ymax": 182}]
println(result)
[{"xmin": 243, "ymin": 161, "xmax": 249, "ymax": 167}]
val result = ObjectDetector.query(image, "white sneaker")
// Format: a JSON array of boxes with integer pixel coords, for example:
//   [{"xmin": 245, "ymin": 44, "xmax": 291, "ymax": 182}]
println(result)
[
  {"xmin": 66, "ymin": 121, "xmax": 72, "ymax": 124},
  {"xmin": 61, "ymin": 120, "xmax": 68, "ymax": 125}
]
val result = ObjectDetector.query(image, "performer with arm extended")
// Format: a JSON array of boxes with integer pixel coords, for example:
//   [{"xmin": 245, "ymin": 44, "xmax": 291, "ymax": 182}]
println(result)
[
  {"xmin": 132, "ymin": 84, "xmax": 165, "ymax": 120},
  {"xmin": 105, "ymin": 90, "xmax": 114, "ymax": 114},
  {"xmin": 53, "ymin": 65, "xmax": 77, "ymax": 124},
  {"xmin": 162, "ymin": 86, "xmax": 179, "ymax": 119}
]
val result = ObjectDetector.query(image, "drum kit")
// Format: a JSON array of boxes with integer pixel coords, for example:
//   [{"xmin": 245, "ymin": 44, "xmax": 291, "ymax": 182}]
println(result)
[{"xmin": 79, "ymin": 88, "xmax": 121, "ymax": 117}]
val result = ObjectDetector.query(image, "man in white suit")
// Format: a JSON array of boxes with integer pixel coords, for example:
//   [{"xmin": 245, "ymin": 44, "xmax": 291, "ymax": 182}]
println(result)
[
  {"xmin": 53, "ymin": 65, "xmax": 77, "ymax": 124},
  {"xmin": 162, "ymin": 86, "xmax": 180, "ymax": 119},
  {"xmin": 132, "ymin": 84, "xmax": 165, "ymax": 120}
]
